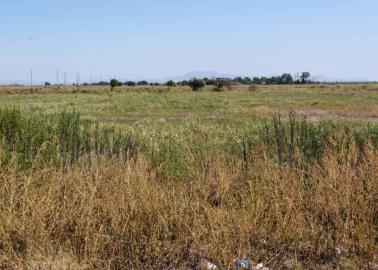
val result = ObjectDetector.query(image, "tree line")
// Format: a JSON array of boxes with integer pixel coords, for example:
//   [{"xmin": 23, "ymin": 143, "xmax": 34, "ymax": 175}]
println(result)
[
  {"xmin": 114, "ymin": 72, "xmax": 310, "ymax": 89},
  {"xmin": 45, "ymin": 72, "xmax": 312, "ymax": 91}
]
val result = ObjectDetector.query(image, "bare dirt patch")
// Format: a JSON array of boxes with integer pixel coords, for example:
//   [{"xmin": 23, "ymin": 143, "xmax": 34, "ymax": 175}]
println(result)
[{"xmin": 297, "ymin": 109, "xmax": 378, "ymax": 122}]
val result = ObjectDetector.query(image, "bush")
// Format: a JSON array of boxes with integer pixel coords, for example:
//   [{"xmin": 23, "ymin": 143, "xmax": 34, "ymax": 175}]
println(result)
[
  {"xmin": 110, "ymin": 79, "xmax": 121, "ymax": 90},
  {"xmin": 166, "ymin": 80, "xmax": 176, "ymax": 87},
  {"xmin": 125, "ymin": 81, "xmax": 136, "ymax": 86},
  {"xmin": 137, "ymin": 80, "xmax": 149, "ymax": 86},
  {"xmin": 188, "ymin": 79, "xmax": 205, "ymax": 91}
]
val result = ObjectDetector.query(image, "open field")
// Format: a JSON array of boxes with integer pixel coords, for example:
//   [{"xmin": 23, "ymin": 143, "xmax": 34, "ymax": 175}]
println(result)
[
  {"xmin": 0, "ymin": 85, "xmax": 377, "ymax": 269},
  {"xmin": 1, "ymin": 84, "xmax": 378, "ymax": 124}
]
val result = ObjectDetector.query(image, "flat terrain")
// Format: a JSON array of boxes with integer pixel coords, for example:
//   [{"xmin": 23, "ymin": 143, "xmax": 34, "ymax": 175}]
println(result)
[
  {"xmin": 1, "ymin": 84, "xmax": 378, "ymax": 124},
  {"xmin": 0, "ymin": 84, "xmax": 377, "ymax": 269}
]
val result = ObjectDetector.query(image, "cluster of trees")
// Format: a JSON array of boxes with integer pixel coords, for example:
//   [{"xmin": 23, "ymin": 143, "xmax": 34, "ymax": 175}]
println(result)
[
  {"xmin": 44, "ymin": 72, "xmax": 312, "ymax": 91},
  {"xmin": 171, "ymin": 72, "xmax": 312, "ymax": 87},
  {"xmin": 102, "ymin": 78, "xmax": 208, "ymax": 91},
  {"xmin": 107, "ymin": 78, "xmax": 206, "ymax": 91},
  {"xmin": 101, "ymin": 80, "xmax": 156, "ymax": 87},
  {"xmin": 107, "ymin": 72, "xmax": 311, "ymax": 90},
  {"xmin": 234, "ymin": 72, "xmax": 311, "ymax": 85}
]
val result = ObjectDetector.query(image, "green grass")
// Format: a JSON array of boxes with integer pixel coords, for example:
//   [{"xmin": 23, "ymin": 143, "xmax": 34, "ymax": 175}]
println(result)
[
  {"xmin": 1, "ymin": 85, "xmax": 378, "ymax": 124},
  {"xmin": 1, "ymin": 107, "xmax": 378, "ymax": 174}
]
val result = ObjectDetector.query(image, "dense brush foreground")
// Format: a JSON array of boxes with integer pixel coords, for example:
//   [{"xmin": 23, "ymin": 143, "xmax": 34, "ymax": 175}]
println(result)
[{"xmin": 0, "ymin": 108, "xmax": 377, "ymax": 269}]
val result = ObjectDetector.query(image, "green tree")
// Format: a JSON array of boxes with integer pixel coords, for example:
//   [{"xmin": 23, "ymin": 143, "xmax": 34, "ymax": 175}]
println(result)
[
  {"xmin": 301, "ymin": 72, "xmax": 311, "ymax": 84},
  {"xmin": 271, "ymin": 77, "xmax": 278, "ymax": 84},
  {"xmin": 125, "ymin": 81, "xmax": 136, "ymax": 86},
  {"xmin": 242, "ymin": 77, "xmax": 252, "ymax": 84},
  {"xmin": 137, "ymin": 80, "xmax": 149, "ymax": 86},
  {"xmin": 203, "ymin": 77, "xmax": 216, "ymax": 85},
  {"xmin": 188, "ymin": 79, "xmax": 205, "ymax": 91},
  {"xmin": 97, "ymin": 81, "xmax": 109, "ymax": 86},
  {"xmin": 279, "ymin": 73, "xmax": 294, "ymax": 84},
  {"xmin": 166, "ymin": 80, "xmax": 176, "ymax": 87},
  {"xmin": 233, "ymin": 77, "xmax": 243, "ymax": 83},
  {"xmin": 110, "ymin": 79, "xmax": 120, "ymax": 90},
  {"xmin": 252, "ymin": 77, "xmax": 261, "ymax": 84},
  {"xmin": 178, "ymin": 80, "xmax": 189, "ymax": 86}
]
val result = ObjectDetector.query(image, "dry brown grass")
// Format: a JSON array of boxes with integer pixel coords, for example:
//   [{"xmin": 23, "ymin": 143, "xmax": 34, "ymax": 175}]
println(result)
[{"xmin": 0, "ymin": 142, "xmax": 376, "ymax": 269}]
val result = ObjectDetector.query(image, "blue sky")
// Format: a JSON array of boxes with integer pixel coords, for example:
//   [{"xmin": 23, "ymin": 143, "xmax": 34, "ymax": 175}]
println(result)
[{"xmin": 1, "ymin": 0, "xmax": 377, "ymax": 83}]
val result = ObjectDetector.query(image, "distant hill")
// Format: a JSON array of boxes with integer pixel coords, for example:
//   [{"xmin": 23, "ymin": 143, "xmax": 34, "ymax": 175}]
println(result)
[{"xmin": 157, "ymin": 71, "xmax": 236, "ymax": 83}]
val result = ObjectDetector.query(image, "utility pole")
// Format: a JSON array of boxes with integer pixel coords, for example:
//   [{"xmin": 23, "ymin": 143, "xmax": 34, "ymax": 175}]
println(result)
[
  {"xmin": 56, "ymin": 69, "xmax": 59, "ymax": 87},
  {"xmin": 30, "ymin": 68, "xmax": 33, "ymax": 87},
  {"xmin": 76, "ymin": 72, "xmax": 80, "ymax": 87},
  {"xmin": 64, "ymin": 72, "xmax": 67, "ymax": 86}
]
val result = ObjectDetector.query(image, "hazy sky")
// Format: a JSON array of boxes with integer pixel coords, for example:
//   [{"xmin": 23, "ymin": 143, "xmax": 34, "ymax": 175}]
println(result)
[{"xmin": 1, "ymin": 0, "xmax": 377, "ymax": 83}]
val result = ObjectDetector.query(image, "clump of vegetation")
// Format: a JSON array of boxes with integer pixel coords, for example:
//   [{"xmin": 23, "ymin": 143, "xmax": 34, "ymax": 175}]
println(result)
[
  {"xmin": 0, "ymin": 108, "xmax": 377, "ymax": 269},
  {"xmin": 0, "ymin": 108, "xmax": 139, "ymax": 169},
  {"xmin": 137, "ymin": 80, "xmax": 149, "ymax": 86},
  {"xmin": 166, "ymin": 80, "xmax": 176, "ymax": 87},
  {"xmin": 188, "ymin": 78, "xmax": 205, "ymax": 91},
  {"xmin": 1, "ymin": 108, "xmax": 378, "ymax": 171},
  {"xmin": 301, "ymin": 71, "xmax": 311, "ymax": 84},
  {"xmin": 110, "ymin": 78, "xmax": 121, "ymax": 91}
]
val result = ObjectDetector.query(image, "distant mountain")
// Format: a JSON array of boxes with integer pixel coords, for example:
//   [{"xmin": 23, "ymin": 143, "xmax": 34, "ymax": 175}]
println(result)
[
  {"xmin": 0, "ymin": 79, "xmax": 29, "ymax": 86},
  {"xmin": 157, "ymin": 71, "xmax": 236, "ymax": 83}
]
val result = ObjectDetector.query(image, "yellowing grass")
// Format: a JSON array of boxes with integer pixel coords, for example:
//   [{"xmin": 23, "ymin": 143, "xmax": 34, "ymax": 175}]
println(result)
[{"xmin": 0, "ymin": 145, "xmax": 376, "ymax": 269}]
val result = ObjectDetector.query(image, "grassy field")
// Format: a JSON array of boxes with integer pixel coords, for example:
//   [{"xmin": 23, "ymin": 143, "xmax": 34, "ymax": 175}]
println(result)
[
  {"xmin": 0, "ymin": 85, "xmax": 377, "ymax": 269},
  {"xmin": 1, "ymin": 84, "xmax": 378, "ymax": 124}
]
